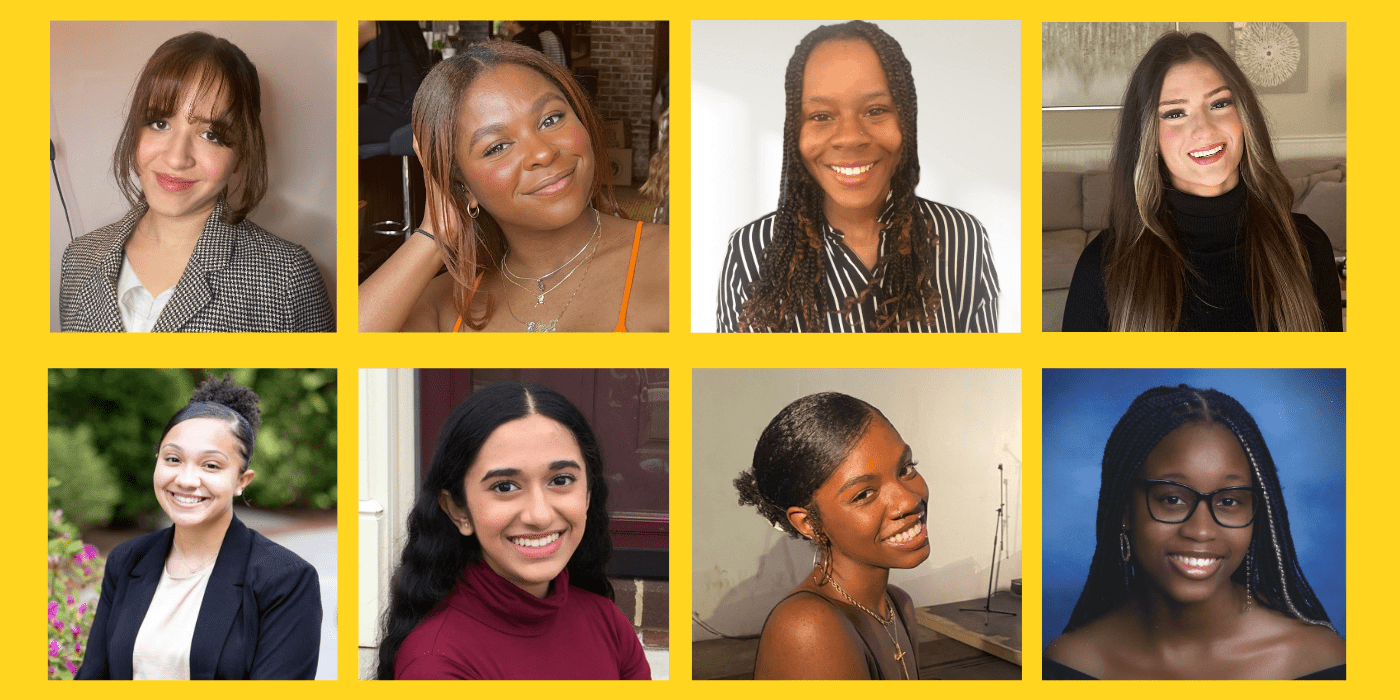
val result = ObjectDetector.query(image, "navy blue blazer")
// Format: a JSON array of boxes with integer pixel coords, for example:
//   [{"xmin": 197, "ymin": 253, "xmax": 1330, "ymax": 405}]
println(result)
[{"xmin": 76, "ymin": 516, "xmax": 321, "ymax": 679}]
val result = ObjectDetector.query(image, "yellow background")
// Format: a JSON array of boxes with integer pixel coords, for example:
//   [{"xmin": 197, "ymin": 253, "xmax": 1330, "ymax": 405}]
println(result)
[{"xmin": 26, "ymin": 3, "xmax": 1386, "ymax": 691}]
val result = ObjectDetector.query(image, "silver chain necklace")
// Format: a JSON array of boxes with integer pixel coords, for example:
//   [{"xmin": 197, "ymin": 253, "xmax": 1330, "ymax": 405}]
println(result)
[
  {"xmin": 502, "ymin": 208, "xmax": 600, "ymax": 301},
  {"xmin": 826, "ymin": 578, "xmax": 910, "ymax": 679}
]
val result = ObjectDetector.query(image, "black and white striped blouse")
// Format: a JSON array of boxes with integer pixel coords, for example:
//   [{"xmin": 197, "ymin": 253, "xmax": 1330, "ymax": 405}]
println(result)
[{"xmin": 716, "ymin": 197, "xmax": 999, "ymax": 332}]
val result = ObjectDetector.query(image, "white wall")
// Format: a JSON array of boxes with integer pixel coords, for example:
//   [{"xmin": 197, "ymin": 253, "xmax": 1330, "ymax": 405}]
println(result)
[
  {"xmin": 50, "ymin": 21, "xmax": 337, "ymax": 331},
  {"xmin": 692, "ymin": 369, "xmax": 1022, "ymax": 641},
  {"xmin": 691, "ymin": 21, "xmax": 1021, "ymax": 332}
]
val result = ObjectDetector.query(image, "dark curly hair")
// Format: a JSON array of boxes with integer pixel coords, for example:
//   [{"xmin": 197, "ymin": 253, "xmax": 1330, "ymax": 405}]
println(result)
[
  {"xmin": 376, "ymin": 381, "xmax": 613, "ymax": 679},
  {"xmin": 740, "ymin": 21, "xmax": 936, "ymax": 332},
  {"xmin": 735, "ymin": 392, "xmax": 885, "ymax": 536},
  {"xmin": 1063, "ymin": 384, "xmax": 1334, "ymax": 634},
  {"xmin": 160, "ymin": 373, "xmax": 261, "ymax": 472}
]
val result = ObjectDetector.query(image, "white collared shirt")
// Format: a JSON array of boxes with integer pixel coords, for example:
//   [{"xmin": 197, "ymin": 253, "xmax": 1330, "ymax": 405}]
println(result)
[{"xmin": 116, "ymin": 255, "xmax": 174, "ymax": 332}]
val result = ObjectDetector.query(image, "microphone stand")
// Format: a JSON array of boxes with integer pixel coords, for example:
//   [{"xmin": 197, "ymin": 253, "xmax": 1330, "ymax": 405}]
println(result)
[{"xmin": 960, "ymin": 463, "xmax": 1016, "ymax": 624}]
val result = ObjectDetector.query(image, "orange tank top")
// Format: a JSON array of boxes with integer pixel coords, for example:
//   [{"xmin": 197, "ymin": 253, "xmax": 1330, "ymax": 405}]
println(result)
[{"xmin": 453, "ymin": 220, "xmax": 644, "ymax": 332}]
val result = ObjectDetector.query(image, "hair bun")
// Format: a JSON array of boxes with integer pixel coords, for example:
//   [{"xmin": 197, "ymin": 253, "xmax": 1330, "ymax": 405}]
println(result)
[{"xmin": 191, "ymin": 374, "xmax": 262, "ymax": 429}]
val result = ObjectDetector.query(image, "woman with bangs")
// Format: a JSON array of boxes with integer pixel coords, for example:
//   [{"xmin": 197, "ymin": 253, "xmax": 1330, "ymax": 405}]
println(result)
[
  {"xmin": 1062, "ymin": 32, "xmax": 1342, "ymax": 332},
  {"xmin": 358, "ymin": 41, "xmax": 668, "ymax": 332},
  {"xmin": 716, "ymin": 20, "xmax": 999, "ymax": 333},
  {"xmin": 59, "ymin": 32, "xmax": 334, "ymax": 333}
]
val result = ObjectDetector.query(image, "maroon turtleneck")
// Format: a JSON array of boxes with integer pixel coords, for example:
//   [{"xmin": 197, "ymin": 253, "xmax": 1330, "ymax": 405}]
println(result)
[{"xmin": 395, "ymin": 561, "xmax": 650, "ymax": 679}]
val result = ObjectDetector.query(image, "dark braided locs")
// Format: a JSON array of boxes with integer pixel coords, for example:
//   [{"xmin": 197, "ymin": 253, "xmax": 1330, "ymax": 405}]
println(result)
[
  {"xmin": 1064, "ymin": 384, "xmax": 1335, "ymax": 634},
  {"xmin": 735, "ymin": 392, "xmax": 884, "ymax": 537},
  {"xmin": 740, "ymin": 21, "xmax": 938, "ymax": 332}
]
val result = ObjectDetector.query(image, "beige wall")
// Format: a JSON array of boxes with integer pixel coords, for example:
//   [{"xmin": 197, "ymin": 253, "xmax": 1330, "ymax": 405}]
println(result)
[
  {"xmin": 50, "ymin": 21, "xmax": 337, "ymax": 330},
  {"xmin": 692, "ymin": 369, "xmax": 1023, "ymax": 641},
  {"xmin": 1044, "ymin": 23, "xmax": 1345, "ymax": 167}
]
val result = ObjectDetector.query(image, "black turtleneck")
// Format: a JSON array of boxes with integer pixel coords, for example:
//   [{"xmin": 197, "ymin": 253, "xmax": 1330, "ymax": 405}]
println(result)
[{"xmin": 1062, "ymin": 182, "xmax": 1342, "ymax": 332}]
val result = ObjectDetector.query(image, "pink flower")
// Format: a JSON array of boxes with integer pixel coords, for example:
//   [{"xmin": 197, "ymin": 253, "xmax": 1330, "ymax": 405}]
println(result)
[
  {"xmin": 49, "ymin": 640, "xmax": 61, "ymax": 658},
  {"xmin": 48, "ymin": 601, "xmax": 59, "ymax": 623},
  {"xmin": 75, "ymin": 642, "xmax": 82, "ymax": 655},
  {"xmin": 75, "ymin": 545, "xmax": 98, "ymax": 563},
  {"xmin": 70, "ymin": 623, "xmax": 80, "ymax": 637},
  {"xmin": 53, "ymin": 619, "xmax": 64, "ymax": 632},
  {"xmin": 83, "ymin": 567, "xmax": 91, "ymax": 576},
  {"xmin": 66, "ymin": 661, "xmax": 77, "ymax": 676},
  {"xmin": 66, "ymin": 595, "xmax": 75, "ymax": 606},
  {"xmin": 77, "ymin": 602, "xmax": 88, "ymax": 615}
]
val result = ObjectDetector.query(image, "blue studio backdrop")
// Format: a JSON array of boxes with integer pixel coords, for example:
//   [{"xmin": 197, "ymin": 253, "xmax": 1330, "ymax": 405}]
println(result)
[{"xmin": 1041, "ymin": 368, "xmax": 1346, "ymax": 647}]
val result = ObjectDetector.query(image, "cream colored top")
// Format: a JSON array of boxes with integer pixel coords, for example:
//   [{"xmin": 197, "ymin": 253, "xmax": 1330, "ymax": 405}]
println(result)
[{"xmin": 131, "ymin": 559, "xmax": 214, "ymax": 680}]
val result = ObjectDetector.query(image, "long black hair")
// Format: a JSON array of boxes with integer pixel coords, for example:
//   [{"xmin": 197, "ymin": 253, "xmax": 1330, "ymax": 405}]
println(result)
[
  {"xmin": 740, "ymin": 21, "xmax": 936, "ymax": 332},
  {"xmin": 1063, "ymin": 384, "xmax": 1333, "ymax": 633},
  {"xmin": 375, "ymin": 381, "xmax": 613, "ymax": 679}
]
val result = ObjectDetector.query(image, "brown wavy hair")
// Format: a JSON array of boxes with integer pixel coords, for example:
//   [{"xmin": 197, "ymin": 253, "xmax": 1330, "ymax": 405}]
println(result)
[
  {"xmin": 1102, "ymin": 32, "xmax": 1322, "ymax": 331},
  {"xmin": 411, "ymin": 40, "xmax": 618, "ymax": 331},
  {"xmin": 111, "ymin": 32, "xmax": 267, "ymax": 225},
  {"xmin": 740, "ymin": 21, "xmax": 936, "ymax": 332}
]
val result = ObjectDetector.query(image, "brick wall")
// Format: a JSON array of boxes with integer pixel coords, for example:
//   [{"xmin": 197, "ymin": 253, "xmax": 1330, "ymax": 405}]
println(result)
[
  {"xmin": 610, "ymin": 577, "xmax": 669, "ymax": 648},
  {"xmin": 589, "ymin": 21, "xmax": 659, "ymax": 181}
]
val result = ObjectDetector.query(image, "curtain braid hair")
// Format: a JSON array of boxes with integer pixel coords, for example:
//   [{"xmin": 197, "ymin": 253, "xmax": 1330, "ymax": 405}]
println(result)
[
  {"xmin": 1064, "ymin": 384, "xmax": 1334, "ymax": 634},
  {"xmin": 740, "ymin": 21, "xmax": 938, "ymax": 332}
]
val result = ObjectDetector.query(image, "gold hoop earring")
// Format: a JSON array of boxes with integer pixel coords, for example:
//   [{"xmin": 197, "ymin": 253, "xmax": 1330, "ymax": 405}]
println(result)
[
  {"xmin": 811, "ymin": 532, "xmax": 833, "ymax": 586},
  {"xmin": 467, "ymin": 202, "xmax": 480, "ymax": 219}
]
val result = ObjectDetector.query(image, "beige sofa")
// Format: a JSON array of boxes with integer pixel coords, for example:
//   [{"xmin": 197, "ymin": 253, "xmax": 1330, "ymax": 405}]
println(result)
[{"xmin": 1041, "ymin": 157, "xmax": 1346, "ymax": 332}]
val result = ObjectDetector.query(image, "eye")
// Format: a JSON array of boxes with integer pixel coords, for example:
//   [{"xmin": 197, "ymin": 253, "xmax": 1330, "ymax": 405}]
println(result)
[
  {"xmin": 1159, "ymin": 109, "xmax": 1186, "ymax": 121},
  {"xmin": 549, "ymin": 473, "xmax": 577, "ymax": 487},
  {"xmin": 540, "ymin": 111, "xmax": 565, "ymax": 129},
  {"xmin": 148, "ymin": 119, "xmax": 171, "ymax": 131},
  {"xmin": 483, "ymin": 141, "xmax": 509, "ymax": 157},
  {"xmin": 899, "ymin": 461, "xmax": 919, "ymax": 478},
  {"xmin": 488, "ymin": 481, "xmax": 520, "ymax": 494},
  {"xmin": 806, "ymin": 111, "xmax": 832, "ymax": 122},
  {"xmin": 1211, "ymin": 97, "xmax": 1234, "ymax": 110},
  {"xmin": 867, "ymin": 105, "xmax": 892, "ymax": 117},
  {"xmin": 162, "ymin": 454, "xmax": 180, "ymax": 464},
  {"xmin": 202, "ymin": 460, "xmax": 222, "ymax": 470},
  {"xmin": 201, "ymin": 129, "xmax": 225, "ymax": 145}
]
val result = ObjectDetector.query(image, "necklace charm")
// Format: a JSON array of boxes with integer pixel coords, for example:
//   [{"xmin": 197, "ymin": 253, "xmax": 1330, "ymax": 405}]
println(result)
[
  {"xmin": 535, "ymin": 293, "xmax": 545, "ymax": 306},
  {"xmin": 536, "ymin": 279, "xmax": 545, "ymax": 292},
  {"xmin": 526, "ymin": 320, "xmax": 557, "ymax": 332}
]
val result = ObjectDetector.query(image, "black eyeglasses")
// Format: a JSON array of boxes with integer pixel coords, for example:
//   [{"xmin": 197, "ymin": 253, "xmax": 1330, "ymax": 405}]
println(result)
[{"xmin": 1135, "ymin": 478, "xmax": 1259, "ymax": 528}]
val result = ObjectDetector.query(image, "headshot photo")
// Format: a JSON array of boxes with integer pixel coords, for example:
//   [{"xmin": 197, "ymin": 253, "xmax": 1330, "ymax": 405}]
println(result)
[
  {"xmin": 692, "ymin": 20, "xmax": 1020, "ymax": 333},
  {"xmin": 693, "ymin": 369, "xmax": 1022, "ymax": 679},
  {"xmin": 359, "ymin": 368, "xmax": 670, "ymax": 678},
  {"xmin": 49, "ymin": 21, "xmax": 336, "ymax": 333},
  {"xmin": 357, "ymin": 21, "xmax": 669, "ymax": 333},
  {"xmin": 47, "ymin": 368, "xmax": 338, "ymax": 679},
  {"xmin": 1042, "ymin": 368, "xmax": 1345, "ymax": 679},
  {"xmin": 1042, "ymin": 23, "xmax": 1346, "ymax": 332}
]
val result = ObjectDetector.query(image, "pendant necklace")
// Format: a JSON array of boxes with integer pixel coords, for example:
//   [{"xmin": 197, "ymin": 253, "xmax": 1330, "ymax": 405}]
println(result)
[
  {"xmin": 826, "ymin": 577, "xmax": 910, "ymax": 680},
  {"xmin": 502, "ymin": 208, "xmax": 600, "ymax": 305}
]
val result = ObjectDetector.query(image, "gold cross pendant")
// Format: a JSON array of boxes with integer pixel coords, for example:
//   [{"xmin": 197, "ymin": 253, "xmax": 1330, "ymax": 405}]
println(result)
[{"xmin": 535, "ymin": 294, "xmax": 545, "ymax": 306}]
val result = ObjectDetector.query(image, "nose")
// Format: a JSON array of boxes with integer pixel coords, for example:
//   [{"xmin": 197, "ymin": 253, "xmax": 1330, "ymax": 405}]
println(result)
[
  {"xmin": 831, "ymin": 115, "xmax": 870, "ymax": 149},
  {"xmin": 519, "ymin": 486, "xmax": 554, "ymax": 527},
  {"xmin": 889, "ymin": 480, "xmax": 924, "ymax": 519},
  {"xmin": 173, "ymin": 463, "xmax": 201, "ymax": 490},
  {"xmin": 163, "ymin": 130, "xmax": 197, "ymax": 170},
  {"xmin": 521, "ymin": 129, "xmax": 560, "ymax": 170},
  {"xmin": 1179, "ymin": 499, "xmax": 1219, "ymax": 541}
]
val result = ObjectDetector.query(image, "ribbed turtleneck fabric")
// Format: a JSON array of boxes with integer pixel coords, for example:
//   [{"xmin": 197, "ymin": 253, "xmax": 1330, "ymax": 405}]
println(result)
[
  {"xmin": 1062, "ymin": 182, "xmax": 1343, "ymax": 331},
  {"xmin": 395, "ymin": 562, "xmax": 651, "ymax": 679}
]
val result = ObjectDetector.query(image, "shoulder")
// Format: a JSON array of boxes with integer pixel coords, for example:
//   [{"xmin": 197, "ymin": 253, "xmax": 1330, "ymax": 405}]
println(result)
[
  {"xmin": 227, "ymin": 219, "xmax": 319, "ymax": 269},
  {"xmin": 64, "ymin": 216, "xmax": 134, "ymax": 265},
  {"xmin": 1070, "ymin": 231, "xmax": 1108, "ymax": 283},
  {"xmin": 1250, "ymin": 608, "xmax": 1346, "ymax": 677},
  {"xmin": 916, "ymin": 197, "xmax": 987, "ymax": 235},
  {"xmin": 395, "ymin": 607, "xmax": 477, "ymax": 680},
  {"xmin": 755, "ymin": 590, "xmax": 867, "ymax": 679},
  {"xmin": 725, "ymin": 212, "xmax": 779, "ymax": 254},
  {"xmin": 1043, "ymin": 606, "xmax": 1131, "ymax": 678},
  {"xmin": 245, "ymin": 529, "xmax": 318, "ymax": 588},
  {"xmin": 103, "ymin": 528, "xmax": 170, "ymax": 573},
  {"xmin": 1291, "ymin": 213, "xmax": 1336, "ymax": 259},
  {"xmin": 567, "ymin": 586, "xmax": 637, "ymax": 637}
]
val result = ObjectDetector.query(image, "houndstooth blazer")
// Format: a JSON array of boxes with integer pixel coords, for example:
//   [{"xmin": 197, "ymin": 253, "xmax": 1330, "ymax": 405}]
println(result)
[{"xmin": 59, "ymin": 200, "xmax": 335, "ymax": 332}]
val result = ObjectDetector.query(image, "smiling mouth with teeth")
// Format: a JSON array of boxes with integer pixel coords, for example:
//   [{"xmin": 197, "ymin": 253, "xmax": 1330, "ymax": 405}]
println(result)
[
  {"xmin": 1189, "ymin": 144, "xmax": 1225, "ymax": 158},
  {"xmin": 170, "ymin": 493, "xmax": 207, "ymax": 505},
  {"xmin": 830, "ymin": 163, "xmax": 874, "ymax": 176},
  {"xmin": 509, "ymin": 532, "xmax": 562, "ymax": 548},
  {"xmin": 1170, "ymin": 554, "xmax": 1222, "ymax": 567},
  {"xmin": 885, "ymin": 520, "xmax": 924, "ymax": 545}
]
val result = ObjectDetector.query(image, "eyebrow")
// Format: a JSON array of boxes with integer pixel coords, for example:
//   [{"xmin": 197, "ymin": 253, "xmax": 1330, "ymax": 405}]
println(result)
[
  {"xmin": 479, "ymin": 460, "xmax": 582, "ymax": 482},
  {"xmin": 804, "ymin": 91, "xmax": 892, "ymax": 106},
  {"xmin": 1156, "ymin": 472, "xmax": 1248, "ymax": 483},
  {"xmin": 468, "ymin": 91, "xmax": 567, "ymax": 149},
  {"xmin": 1158, "ymin": 85, "xmax": 1231, "ymax": 107},
  {"xmin": 835, "ymin": 445, "xmax": 914, "ymax": 496},
  {"xmin": 161, "ymin": 443, "xmax": 228, "ymax": 459}
]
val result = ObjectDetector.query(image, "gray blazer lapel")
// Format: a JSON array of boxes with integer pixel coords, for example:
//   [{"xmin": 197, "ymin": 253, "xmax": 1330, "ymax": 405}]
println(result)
[
  {"xmin": 152, "ymin": 202, "xmax": 235, "ymax": 332},
  {"xmin": 80, "ymin": 209, "xmax": 140, "ymax": 332}
]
